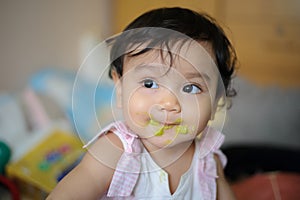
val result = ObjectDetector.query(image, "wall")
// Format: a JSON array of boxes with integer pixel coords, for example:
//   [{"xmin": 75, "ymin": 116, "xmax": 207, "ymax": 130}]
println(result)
[
  {"xmin": 112, "ymin": 0, "xmax": 217, "ymax": 33},
  {"xmin": 2, "ymin": 0, "xmax": 298, "ymax": 92},
  {"xmin": 0, "ymin": 0, "xmax": 112, "ymax": 92},
  {"xmin": 218, "ymin": 0, "xmax": 300, "ymax": 87},
  {"xmin": 112, "ymin": 0, "xmax": 300, "ymax": 87}
]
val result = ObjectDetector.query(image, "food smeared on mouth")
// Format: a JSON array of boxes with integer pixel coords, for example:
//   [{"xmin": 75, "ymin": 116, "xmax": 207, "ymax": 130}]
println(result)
[
  {"xmin": 154, "ymin": 125, "xmax": 172, "ymax": 136},
  {"xmin": 176, "ymin": 125, "xmax": 188, "ymax": 135},
  {"xmin": 149, "ymin": 118, "xmax": 191, "ymax": 137},
  {"xmin": 149, "ymin": 119, "xmax": 160, "ymax": 126}
]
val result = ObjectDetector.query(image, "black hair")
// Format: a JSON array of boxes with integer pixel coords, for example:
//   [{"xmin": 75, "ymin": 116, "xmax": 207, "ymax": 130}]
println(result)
[{"xmin": 108, "ymin": 7, "xmax": 237, "ymax": 97}]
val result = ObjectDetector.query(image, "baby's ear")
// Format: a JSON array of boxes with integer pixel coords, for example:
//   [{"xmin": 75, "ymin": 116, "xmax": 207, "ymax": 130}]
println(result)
[{"xmin": 111, "ymin": 70, "xmax": 122, "ymax": 108}]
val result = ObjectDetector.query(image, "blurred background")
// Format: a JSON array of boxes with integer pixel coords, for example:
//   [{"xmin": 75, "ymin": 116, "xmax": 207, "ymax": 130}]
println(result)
[{"xmin": 0, "ymin": 0, "xmax": 299, "ymax": 199}]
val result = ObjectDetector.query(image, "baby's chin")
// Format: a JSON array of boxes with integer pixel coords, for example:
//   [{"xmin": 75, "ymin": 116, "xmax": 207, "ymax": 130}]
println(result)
[{"xmin": 140, "ymin": 133, "xmax": 195, "ymax": 152}]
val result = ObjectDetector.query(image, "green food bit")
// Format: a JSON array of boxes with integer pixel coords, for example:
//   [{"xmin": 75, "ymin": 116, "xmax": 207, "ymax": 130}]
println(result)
[
  {"xmin": 163, "ymin": 125, "xmax": 172, "ymax": 130},
  {"xmin": 154, "ymin": 125, "xmax": 174, "ymax": 136},
  {"xmin": 149, "ymin": 119, "xmax": 160, "ymax": 126},
  {"xmin": 174, "ymin": 118, "xmax": 183, "ymax": 123},
  {"xmin": 151, "ymin": 118, "xmax": 188, "ymax": 136},
  {"xmin": 176, "ymin": 125, "xmax": 189, "ymax": 134},
  {"xmin": 159, "ymin": 170, "xmax": 166, "ymax": 182},
  {"xmin": 154, "ymin": 126, "xmax": 165, "ymax": 136},
  {"xmin": 165, "ymin": 139, "xmax": 172, "ymax": 145}
]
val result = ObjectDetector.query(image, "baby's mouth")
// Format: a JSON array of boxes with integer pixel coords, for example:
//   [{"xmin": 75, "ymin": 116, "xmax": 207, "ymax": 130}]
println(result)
[
  {"xmin": 148, "ymin": 118, "xmax": 189, "ymax": 136},
  {"xmin": 162, "ymin": 119, "xmax": 182, "ymax": 126},
  {"xmin": 149, "ymin": 118, "xmax": 182, "ymax": 126}
]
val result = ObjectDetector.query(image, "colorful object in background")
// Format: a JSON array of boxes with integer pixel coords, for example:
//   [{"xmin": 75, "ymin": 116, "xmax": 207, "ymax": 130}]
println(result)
[
  {"xmin": 29, "ymin": 68, "xmax": 115, "ymax": 143},
  {"xmin": 0, "ymin": 141, "xmax": 20, "ymax": 200},
  {"xmin": 0, "ymin": 140, "xmax": 11, "ymax": 174},
  {"xmin": 0, "ymin": 175, "xmax": 20, "ymax": 200},
  {"xmin": 0, "ymin": 94, "xmax": 28, "ymax": 152},
  {"xmin": 6, "ymin": 130, "xmax": 84, "ymax": 198}
]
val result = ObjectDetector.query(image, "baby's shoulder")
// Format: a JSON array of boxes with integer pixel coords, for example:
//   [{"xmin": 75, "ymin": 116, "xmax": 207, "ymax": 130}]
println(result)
[
  {"xmin": 84, "ymin": 130, "xmax": 124, "ymax": 171},
  {"xmin": 104, "ymin": 130, "xmax": 124, "ymax": 149},
  {"xmin": 85, "ymin": 121, "xmax": 132, "ymax": 150},
  {"xmin": 88, "ymin": 130, "xmax": 124, "ymax": 156}
]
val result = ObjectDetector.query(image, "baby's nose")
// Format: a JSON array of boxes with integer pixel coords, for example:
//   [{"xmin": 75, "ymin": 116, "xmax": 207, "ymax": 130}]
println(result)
[{"xmin": 159, "ymin": 89, "xmax": 181, "ymax": 113}]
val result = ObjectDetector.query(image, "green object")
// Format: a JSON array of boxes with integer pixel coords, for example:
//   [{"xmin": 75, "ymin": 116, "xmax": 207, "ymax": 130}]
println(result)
[
  {"xmin": 149, "ymin": 119, "xmax": 160, "ymax": 126},
  {"xmin": 0, "ymin": 140, "xmax": 11, "ymax": 174},
  {"xmin": 38, "ymin": 161, "xmax": 50, "ymax": 171},
  {"xmin": 154, "ymin": 126, "xmax": 165, "ymax": 136},
  {"xmin": 176, "ymin": 125, "xmax": 189, "ymax": 134},
  {"xmin": 152, "ymin": 118, "xmax": 189, "ymax": 136}
]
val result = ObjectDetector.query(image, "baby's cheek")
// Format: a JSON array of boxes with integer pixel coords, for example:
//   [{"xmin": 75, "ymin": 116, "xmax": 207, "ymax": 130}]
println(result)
[
  {"xmin": 128, "ymin": 94, "xmax": 151, "ymax": 124},
  {"xmin": 182, "ymin": 101, "xmax": 211, "ymax": 127}
]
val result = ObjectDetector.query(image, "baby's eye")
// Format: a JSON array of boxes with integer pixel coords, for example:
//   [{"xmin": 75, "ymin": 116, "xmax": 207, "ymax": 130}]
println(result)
[
  {"xmin": 143, "ymin": 79, "xmax": 159, "ymax": 89},
  {"xmin": 182, "ymin": 84, "xmax": 202, "ymax": 94}
]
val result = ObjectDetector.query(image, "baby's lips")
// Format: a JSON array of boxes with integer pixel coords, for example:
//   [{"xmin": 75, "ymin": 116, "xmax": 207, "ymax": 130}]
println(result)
[
  {"xmin": 149, "ymin": 115, "xmax": 182, "ymax": 125},
  {"xmin": 149, "ymin": 118, "xmax": 182, "ymax": 127},
  {"xmin": 162, "ymin": 121, "xmax": 180, "ymax": 126},
  {"xmin": 161, "ymin": 117, "xmax": 183, "ymax": 126}
]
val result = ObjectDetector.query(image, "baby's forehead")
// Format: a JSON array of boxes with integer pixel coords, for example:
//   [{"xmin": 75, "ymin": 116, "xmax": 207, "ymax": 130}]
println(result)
[{"xmin": 123, "ymin": 41, "xmax": 218, "ymax": 77}]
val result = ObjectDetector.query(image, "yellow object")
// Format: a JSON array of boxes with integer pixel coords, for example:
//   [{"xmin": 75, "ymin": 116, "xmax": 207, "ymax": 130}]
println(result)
[
  {"xmin": 6, "ymin": 130, "xmax": 84, "ymax": 197},
  {"xmin": 176, "ymin": 125, "xmax": 189, "ymax": 135}
]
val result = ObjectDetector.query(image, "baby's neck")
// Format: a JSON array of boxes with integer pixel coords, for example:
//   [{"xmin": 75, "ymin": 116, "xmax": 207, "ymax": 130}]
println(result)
[{"xmin": 141, "ymin": 139, "xmax": 195, "ymax": 169}]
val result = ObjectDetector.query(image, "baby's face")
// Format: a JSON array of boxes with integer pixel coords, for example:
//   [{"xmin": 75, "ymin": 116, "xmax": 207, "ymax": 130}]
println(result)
[{"xmin": 113, "ymin": 41, "xmax": 220, "ymax": 150}]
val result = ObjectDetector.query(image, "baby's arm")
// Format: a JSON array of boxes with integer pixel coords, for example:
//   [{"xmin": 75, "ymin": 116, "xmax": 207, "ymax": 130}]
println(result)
[
  {"xmin": 214, "ymin": 154, "xmax": 236, "ymax": 200},
  {"xmin": 47, "ymin": 132, "xmax": 123, "ymax": 199}
]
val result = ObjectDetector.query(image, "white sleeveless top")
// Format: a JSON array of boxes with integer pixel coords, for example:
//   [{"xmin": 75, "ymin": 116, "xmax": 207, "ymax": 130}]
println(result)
[{"xmin": 85, "ymin": 121, "xmax": 227, "ymax": 200}]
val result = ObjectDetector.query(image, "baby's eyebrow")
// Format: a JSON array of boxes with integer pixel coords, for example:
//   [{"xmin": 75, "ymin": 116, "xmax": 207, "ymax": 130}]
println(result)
[
  {"xmin": 133, "ymin": 64, "xmax": 212, "ymax": 84},
  {"xmin": 184, "ymin": 72, "xmax": 211, "ymax": 83},
  {"xmin": 134, "ymin": 64, "xmax": 153, "ymax": 71},
  {"xmin": 133, "ymin": 63, "xmax": 167, "ymax": 73}
]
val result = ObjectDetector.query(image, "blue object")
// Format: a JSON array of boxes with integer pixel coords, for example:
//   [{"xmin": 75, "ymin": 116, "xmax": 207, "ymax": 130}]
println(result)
[
  {"xmin": 56, "ymin": 154, "xmax": 83, "ymax": 182},
  {"xmin": 29, "ymin": 68, "xmax": 115, "ymax": 142}
]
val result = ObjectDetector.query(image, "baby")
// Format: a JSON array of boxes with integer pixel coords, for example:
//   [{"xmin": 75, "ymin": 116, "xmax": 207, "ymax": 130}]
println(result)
[{"xmin": 48, "ymin": 7, "xmax": 237, "ymax": 199}]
